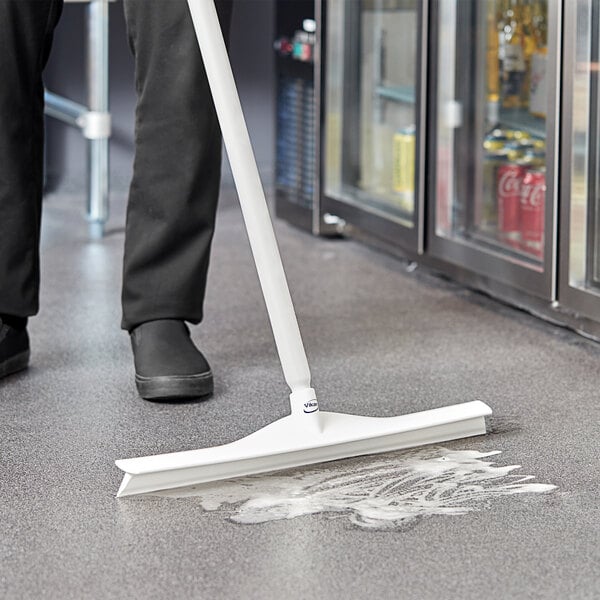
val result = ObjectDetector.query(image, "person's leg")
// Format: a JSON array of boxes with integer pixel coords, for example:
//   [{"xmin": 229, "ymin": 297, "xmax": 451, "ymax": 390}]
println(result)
[
  {"xmin": 0, "ymin": 0, "xmax": 63, "ymax": 378},
  {"xmin": 121, "ymin": 0, "xmax": 233, "ymax": 332},
  {"xmin": 122, "ymin": 0, "xmax": 233, "ymax": 400}
]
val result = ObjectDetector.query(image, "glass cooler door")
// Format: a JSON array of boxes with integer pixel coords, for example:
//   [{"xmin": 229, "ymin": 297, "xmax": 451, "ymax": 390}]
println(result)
[
  {"xmin": 322, "ymin": 0, "xmax": 427, "ymax": 251},
  {"xmin": 559, "ymin": 0, "xmax": 600, "ymax": 320},
  {"xmin": 429, "ymin": 0, "xmax": 561, "ymax": 298}
]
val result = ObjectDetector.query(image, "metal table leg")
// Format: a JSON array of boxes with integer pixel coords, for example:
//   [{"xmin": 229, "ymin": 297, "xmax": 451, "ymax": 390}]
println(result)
[
  {"xmin": 44, "ymin": 0, "xmax": 112, "ymax": 239},
  {"xmin": 86, "ymin": 0, "xmax": 110, "ymax": 239}
]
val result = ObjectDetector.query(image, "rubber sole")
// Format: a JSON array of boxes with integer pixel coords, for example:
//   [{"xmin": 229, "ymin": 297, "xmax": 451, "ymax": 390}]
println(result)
[
  {"xmin": 0, "ymin": 350, "xmax": 30, "ymax": 380},
  {"xmin": 135, "ymin": 370, "xmax": 213, "ymax": 401}
]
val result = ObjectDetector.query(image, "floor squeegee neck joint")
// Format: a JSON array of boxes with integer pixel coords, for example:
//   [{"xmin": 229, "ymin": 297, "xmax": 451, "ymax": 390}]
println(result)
[{"xmin": 290, "ymin": 387, "xmax": 319, "ymax": 417}]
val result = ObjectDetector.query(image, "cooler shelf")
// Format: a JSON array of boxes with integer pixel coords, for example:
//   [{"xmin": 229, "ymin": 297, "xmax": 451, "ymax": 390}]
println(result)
[
  {"xmin": 375, "ymin": 84, "xmax": 416, "ymax": 105},
  {"xmin": 498, "ymin": 108, "xmax": 546, "ymax": 139}
]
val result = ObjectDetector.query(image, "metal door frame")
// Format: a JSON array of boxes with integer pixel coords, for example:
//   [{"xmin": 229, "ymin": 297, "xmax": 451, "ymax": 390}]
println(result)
[
  {"xmin": 427, "ymin": 0, "xmax": 563, "ymax": 300},
  {"xmin": 558, "ymin": 0, "xmax": 600, "ymax": 320}
]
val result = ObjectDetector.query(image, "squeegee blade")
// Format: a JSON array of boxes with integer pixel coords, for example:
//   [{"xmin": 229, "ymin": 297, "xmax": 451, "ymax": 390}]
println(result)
[{"xmin": 115, "ymin": 400, "xmax": 492, "ymax": 497}]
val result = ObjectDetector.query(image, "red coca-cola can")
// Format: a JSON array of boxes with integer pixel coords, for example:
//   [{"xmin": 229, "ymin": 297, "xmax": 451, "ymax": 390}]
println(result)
[
  {"xmin": 497, "ymin": 162, "xmax": 525, "ymax": 248},
  {"xmin": 519, "ymin": 168, "xmax": 546, "ymax": 259}
]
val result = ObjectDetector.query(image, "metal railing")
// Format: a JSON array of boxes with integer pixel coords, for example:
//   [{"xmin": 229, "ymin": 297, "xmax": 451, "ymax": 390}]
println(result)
[{"xmin": 44, "ymin": 0, "xmax": 112, "ymax": 239}]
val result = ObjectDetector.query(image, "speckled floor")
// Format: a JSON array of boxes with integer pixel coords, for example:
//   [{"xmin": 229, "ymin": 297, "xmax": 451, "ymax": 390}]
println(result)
[{"xmin": 1, "ymin": 188, "xmax": 598, "ymax": 599}]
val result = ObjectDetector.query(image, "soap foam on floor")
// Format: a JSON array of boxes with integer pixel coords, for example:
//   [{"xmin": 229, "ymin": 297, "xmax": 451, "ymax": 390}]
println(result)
[{"xmin": 154, "ymin": 446, "xmax": 556, "ymax": 530}]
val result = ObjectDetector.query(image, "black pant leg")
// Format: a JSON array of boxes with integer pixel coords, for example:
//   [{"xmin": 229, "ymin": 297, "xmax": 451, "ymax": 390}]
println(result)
[
  {"xmin": 121, "ymin": 0, "xmax": 233, "ymax": 331},
  {"xmin": 0, "ymin": 0, "xmax": 63, "ymax": 319}
]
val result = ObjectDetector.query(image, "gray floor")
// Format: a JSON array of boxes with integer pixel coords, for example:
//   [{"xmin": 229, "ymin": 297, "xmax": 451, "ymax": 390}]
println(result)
[{"xmin": 1, "ymin": 189, "xmax": 598, "ymax": 599}]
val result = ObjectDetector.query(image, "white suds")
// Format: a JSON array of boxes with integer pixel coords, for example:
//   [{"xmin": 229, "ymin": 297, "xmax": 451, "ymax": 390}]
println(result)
[{"xmin": 154, "ymin": 447, "xmax": 556, "ymax": 530}]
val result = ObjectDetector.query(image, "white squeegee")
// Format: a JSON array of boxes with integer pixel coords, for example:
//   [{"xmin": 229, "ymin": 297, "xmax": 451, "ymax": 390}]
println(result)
[{"xmin": 115, "ymin": 0, "xmax": 492, "ymax": 498}]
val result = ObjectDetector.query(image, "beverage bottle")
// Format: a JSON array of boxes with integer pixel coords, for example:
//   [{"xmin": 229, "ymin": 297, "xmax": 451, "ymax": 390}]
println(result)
[
  {"xmin": 486, "ymin": 1, "xmax": 501, "ymax": 127},
  {"xmin": 532, "ymin": 0, "xmax": 548, "ymax": 48},
  {"xmin": 499, "ymin": 0, "xmax": 527, "ymax": 109},
  {"xmin": 521, "ymin": 1, "xmax": 537, "ymax": 107},
  {"xmin": 497, "ymin": 0, "xmax": 510, "ymax": 78},
  {"xmin": 529, "ymin": 0, "xmax": 548, "ymax": 118}
]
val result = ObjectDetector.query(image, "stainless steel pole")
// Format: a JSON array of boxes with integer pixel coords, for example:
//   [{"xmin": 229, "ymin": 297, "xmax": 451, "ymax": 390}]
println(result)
[{"xmin": 86, "ymin": 0, "xmax": 110, "ymax": 239}]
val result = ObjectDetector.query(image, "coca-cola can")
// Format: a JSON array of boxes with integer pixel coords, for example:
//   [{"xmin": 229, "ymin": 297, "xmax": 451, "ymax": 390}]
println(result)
[
  {"xmin": 520, "ymin": 168, "xmax": 546, "ymax": 259},
  {"xmin": 497, "ymin": 162, "xmax": 525, "ymax": 248}
]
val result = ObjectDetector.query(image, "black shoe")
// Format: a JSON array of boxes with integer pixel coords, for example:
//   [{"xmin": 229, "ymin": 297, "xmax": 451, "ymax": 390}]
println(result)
[
  {"xmin": 130, "ymin": 319, "xmax": 213, "ymax": 401},
  {"xmin": 0, "ymin": 316, "xmax": 30, "ymax": 380}
]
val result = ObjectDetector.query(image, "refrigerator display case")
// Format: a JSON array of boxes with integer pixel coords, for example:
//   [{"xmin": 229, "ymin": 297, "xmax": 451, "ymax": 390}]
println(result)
[
  {"xmin": 429, "ymin": 0, "xmax": 561, "ymax": 299},
  {"xmin": 559, "ymin": 0, "xmax": 600, "ymax": 322},
  {"xmin": 272, "ymin": 0, "xmax": 600, "ymax": 337},
  {"xmin": 322, "ymin": 0, "xmax": 427, "ymax": 251}
]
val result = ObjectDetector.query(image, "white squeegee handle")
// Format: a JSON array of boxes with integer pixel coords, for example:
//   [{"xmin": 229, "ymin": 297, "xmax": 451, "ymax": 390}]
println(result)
[{"xmin": 187, "ymin": 0, "xmax": 318, "ymax": 418}]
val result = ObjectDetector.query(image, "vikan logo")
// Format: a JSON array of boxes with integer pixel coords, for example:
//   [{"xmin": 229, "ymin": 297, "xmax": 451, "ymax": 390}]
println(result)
[{"xmin": 303, "ymin": 401, "xmax": 318, "ymax": 414}]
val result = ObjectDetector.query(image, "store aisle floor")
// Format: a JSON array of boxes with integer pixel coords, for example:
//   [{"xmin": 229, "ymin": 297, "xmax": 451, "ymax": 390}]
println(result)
[{"xmin": 1, "ymin": 189, "xmax": 598, "ymax": 599}]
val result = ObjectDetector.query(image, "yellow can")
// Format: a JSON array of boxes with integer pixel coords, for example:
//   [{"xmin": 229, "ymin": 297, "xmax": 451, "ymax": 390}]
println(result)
[{"xmin": 392, "ymin": 126, "xmax": 416, "ymax": 212}]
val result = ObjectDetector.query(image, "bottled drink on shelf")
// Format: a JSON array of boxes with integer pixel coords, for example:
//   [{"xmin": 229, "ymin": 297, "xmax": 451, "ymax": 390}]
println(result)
[
  {"xmin": 521, "ymin": 1, "xmax": 538, "ymax": 107},
  {"xmin": 529, "ymin": 1, "xmax": 548, "ymax": 118},
  {"xmin": 486, "ymin": 1, "xmax": 501, "ymax": 126},
  {"xmin": 529, "ymin": 47, "xmax": 548, "ymax": 117},
  {"xmin": 498, "ymin": 0, "xmax": 528, "ymax": 109},
  {"xmin": 531, "ymin": 0, "xmax": 548, "ymax": 48}
]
